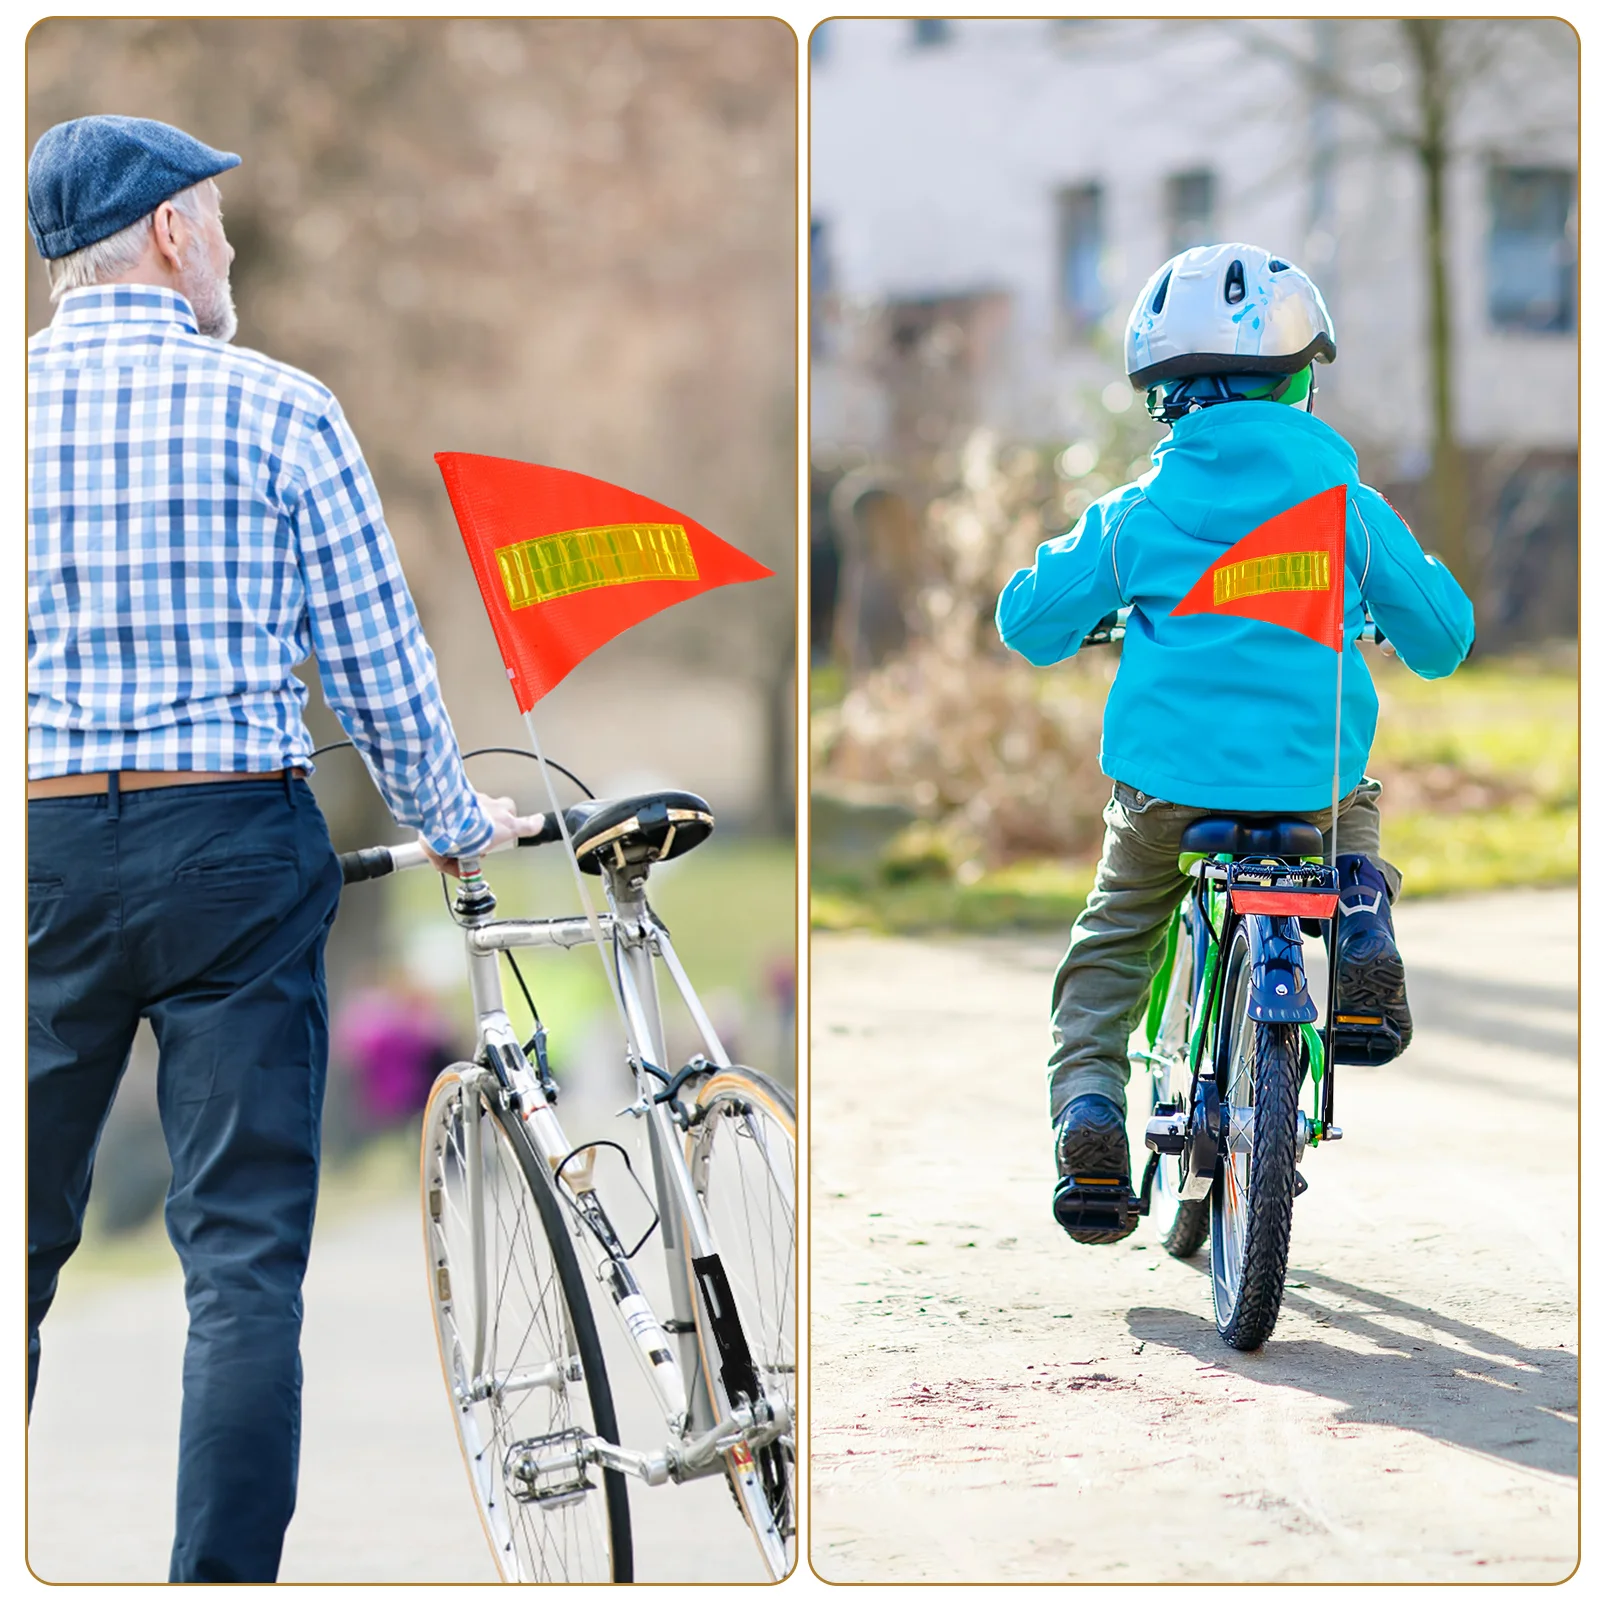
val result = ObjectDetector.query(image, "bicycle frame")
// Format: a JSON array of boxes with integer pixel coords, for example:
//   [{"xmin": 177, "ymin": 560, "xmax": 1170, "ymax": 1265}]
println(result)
[
  {"xmin": 1137, "ymin": 851, "xmax": 1343, "ymax": 1204},
  {"xmin": 443, "ymin": 853, "xmax": 790, "ymax": 1569}
]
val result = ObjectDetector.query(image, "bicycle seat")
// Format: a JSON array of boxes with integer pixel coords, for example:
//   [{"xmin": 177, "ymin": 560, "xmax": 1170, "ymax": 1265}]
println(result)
[
  {"xmin": 566, "ymin": 790, "xmax": 715, "ymax": 876},
  {"xmin": 1179, "ymin": 816, "xmax": 1325, "ymax": 859}
]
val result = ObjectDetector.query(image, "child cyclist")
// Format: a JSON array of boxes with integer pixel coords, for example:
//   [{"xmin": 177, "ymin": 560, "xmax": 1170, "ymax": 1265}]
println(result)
[{"xmin": 997, "ymin": 243, "xmax": 1474, "ymax": 1245}]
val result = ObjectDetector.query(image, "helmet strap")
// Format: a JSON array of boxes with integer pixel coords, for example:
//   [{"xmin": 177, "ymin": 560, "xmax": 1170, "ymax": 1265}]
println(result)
[{"xmin": 1146, "ymin": 365, "xmax": 1315, "ymax": 427}]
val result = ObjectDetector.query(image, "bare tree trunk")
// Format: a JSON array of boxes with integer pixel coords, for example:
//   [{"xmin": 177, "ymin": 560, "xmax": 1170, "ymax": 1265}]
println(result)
[{"xmin": 1403, "ymin": 18, "xmax": 1474, "ymax": 595}]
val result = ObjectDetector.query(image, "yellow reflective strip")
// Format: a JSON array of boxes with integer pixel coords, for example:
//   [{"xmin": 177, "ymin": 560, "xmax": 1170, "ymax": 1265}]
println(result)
[
  {"xmin": 1212, "ymin": 549, "xmax": 1330, "ymax": 606},
  {"xmin": 496, "ymin": 523, "xmax": 698, "ymax": 609}
]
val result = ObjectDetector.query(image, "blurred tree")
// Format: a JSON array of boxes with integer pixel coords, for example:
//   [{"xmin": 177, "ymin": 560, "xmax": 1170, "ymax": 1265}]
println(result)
[{"xmin": 1234, "ymin": 18, "xmax": 1577, "ymax": 601}]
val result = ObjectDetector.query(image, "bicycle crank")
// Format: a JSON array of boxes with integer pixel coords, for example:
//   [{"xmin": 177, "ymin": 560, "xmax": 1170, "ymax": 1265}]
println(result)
[
  {"xmin": 505, "ymin": 1396, "xmax": 793, "ymax": 1496},
  {"xmin": 1143, "ymin": 1077, "xmax": 1224, "ymax": 1202}
]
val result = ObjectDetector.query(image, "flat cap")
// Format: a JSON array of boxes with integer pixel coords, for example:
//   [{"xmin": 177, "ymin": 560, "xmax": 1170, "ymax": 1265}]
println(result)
[{"xmin": 28, "ymin": 115, "xmax": 240, "ymax": 260}]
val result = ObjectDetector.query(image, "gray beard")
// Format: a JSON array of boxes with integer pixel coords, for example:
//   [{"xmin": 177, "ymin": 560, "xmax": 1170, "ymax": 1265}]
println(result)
[{"xmin": 183, "ymin": 252, "xmax": 238, "ymax": 344}]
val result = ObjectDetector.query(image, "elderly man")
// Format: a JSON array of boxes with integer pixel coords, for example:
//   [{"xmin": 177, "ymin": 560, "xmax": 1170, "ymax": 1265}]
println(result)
[{"xmin": 27, "ymin": 115, "xmax": 516, "ymax": 1582}]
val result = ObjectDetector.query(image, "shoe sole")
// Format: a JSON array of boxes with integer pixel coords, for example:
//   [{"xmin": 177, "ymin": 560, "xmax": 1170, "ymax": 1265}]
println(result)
[
  {"xmin": 1054, "ymin": 1111, "xmax": 1138, "ymax": 1244},
  {"xmin": 1335, "ymin": 942, "xmax": 1412, "ymax": 1063}
]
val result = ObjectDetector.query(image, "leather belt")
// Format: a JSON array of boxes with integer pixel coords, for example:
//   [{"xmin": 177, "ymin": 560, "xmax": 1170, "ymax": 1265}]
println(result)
[{"xmin": 28, "ymin": 769, "xmax": 301, "ymax": 800}]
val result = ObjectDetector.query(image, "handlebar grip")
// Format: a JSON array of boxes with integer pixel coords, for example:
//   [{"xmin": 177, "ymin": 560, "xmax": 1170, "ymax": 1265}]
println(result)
[
  {"xmin": 515, "ymin": 810, "xmax": 567, "ymax": 847},
  {"xmin": 339, "ymin": 846, "xmax": 395, "ymax": 884},
  {"xmin": 341, "ymin": 813, "xmax": 566, "ymax": 885},
  {"xmin": 1081, "ymin": 607, "xmax": 1129, "ymax": 648}
]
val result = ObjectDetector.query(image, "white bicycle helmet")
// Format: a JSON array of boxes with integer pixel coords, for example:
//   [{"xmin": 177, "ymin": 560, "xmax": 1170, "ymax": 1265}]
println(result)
[{"xmin": 1123, "ymin": 242, "xmax": 1336, "ymax": 391}]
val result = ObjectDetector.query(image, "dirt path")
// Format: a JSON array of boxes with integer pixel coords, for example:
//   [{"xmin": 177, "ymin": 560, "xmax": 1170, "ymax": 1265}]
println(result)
[{"xmin": 810, "ymin": 888, "xmax": 1576, "ymax": 1582}]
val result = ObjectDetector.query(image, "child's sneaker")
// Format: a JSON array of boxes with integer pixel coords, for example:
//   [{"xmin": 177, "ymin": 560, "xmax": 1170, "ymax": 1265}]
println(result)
[
  {"xmin": 1052, "ymin": 1093, "xmax": 1140, "ymax": 1244},
  {"xmin": 1331, "ymin": 853, "xmax": 1412, "ymax": 1065}
]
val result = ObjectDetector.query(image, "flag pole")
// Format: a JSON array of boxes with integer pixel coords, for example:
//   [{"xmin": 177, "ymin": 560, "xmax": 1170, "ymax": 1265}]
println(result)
[
  {"xmin": 1321, "ymin": 617, "xmax": 1344, "ymax": 1130},
  {"xmin": 523, "ymin": 709, "xmax": 645, "ymax": 1063}
]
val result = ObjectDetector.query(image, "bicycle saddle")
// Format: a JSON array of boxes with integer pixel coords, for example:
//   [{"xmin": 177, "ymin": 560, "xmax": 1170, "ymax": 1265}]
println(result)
[
  {"xmin": 1179, "ymin": 816, "xmax": 1325, "ymax": 859},
  {"xmin": 566, "ymin": 789, "xmax": 715, "ymax": 876}
]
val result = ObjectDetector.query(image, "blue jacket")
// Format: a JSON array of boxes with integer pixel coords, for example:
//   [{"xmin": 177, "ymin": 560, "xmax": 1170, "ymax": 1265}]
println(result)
[{"xmin": 995, "ymin": 402, "xmax": 1475, "ymax": 812}]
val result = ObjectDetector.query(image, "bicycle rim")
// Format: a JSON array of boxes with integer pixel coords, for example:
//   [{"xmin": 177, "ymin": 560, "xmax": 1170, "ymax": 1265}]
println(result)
[
  {"xmin": 1209, "ymin": 933, "xmax": 1299, "ymax": 1350},
  {"xmin": 421, "ymin": 1069, "xmax": 632, "ymax": 1581},
  {"xmin": 685, "ymin": 1067, "xmax": 797, "ymax": 1578}
]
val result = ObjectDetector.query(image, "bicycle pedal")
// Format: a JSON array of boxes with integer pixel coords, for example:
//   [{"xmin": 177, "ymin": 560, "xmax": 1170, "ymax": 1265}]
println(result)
[
  {"xmin": 1331, "ymin": 1015, "xmax": 1404, "ymax": 1066},
  {"xmin": 504, "ymin": 1427, "xmax": 595, "ymax": 1508},
  {"xmin": 1052, "ymin": 1174, "xmax": 1142, "ymax": 1242}
]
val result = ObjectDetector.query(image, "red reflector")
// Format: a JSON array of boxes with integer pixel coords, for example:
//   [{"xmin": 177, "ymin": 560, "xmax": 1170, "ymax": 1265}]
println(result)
[{"xmin": 1228, "ymin": 890, "xmax": 1340, "ymax": 916}]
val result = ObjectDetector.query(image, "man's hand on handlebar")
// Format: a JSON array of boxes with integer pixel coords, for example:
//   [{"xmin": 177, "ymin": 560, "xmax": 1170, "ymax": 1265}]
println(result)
[{"xmin": 420, "ymin": 791, "xmax": 528, "ymax": 878}]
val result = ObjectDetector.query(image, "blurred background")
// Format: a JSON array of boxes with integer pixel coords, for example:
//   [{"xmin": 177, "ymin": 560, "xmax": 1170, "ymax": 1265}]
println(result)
[
  {"xmin": 28, "ymin": 17, "xmax": 797, "ymax": 1239},
  {"xmin": 808, "ymin": 18, "xmax": 1577, "ymax": 932}
]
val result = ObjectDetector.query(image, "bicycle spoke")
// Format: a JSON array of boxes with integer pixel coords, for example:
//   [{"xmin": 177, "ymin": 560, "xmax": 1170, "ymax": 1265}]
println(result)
[
  {"xmin": 423, "ymin": 1078, "xmax": 619, "ymax": 1581},
  {"xmin": 686, "ymin": 1070, "xmax": 797, "ymax": 1571}
]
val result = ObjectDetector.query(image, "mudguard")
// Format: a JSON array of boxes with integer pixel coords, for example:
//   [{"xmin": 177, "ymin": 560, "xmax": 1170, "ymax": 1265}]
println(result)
[{"xmin": 1243, "ymin": 914, "xmax": 1318, "ymax": 1023}]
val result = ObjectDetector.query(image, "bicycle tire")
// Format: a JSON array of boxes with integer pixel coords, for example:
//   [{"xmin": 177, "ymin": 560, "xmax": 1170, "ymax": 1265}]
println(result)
[
  {"xmin": 683, "ymin": 1066, "xmax": 797, "ymax": 1578},
  {"xmin": 1142, "ymin": 913, "xmax": 1210, "ymax": 1259},
  {"xmin": 421, "ymin": 1068, "xmax": 633, "ymax": 1582},
  {"xmin": 1209, "ymin": 928, "xmax": 1300, "ymax": 1351}
]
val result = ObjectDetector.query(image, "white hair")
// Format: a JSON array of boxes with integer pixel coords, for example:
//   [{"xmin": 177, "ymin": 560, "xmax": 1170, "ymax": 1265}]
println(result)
[{"xmin": 46, "ymin": 181, "xmax": 210, "ymax": 302}]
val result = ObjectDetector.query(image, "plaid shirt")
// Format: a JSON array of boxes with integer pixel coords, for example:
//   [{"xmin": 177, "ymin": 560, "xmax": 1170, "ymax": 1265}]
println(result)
[{"xmin": 28, "ymin": 285, "xmax": 491, "ymax": 857}]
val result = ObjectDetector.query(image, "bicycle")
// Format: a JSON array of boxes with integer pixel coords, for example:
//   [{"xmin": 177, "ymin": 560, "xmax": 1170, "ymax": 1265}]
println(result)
[
  {"xmin": 338, "ymin": 770, "xmax": 796, "ymax": 1581},
  {"xmin": 1073, "ymin": 608, "xmax": 1382, "ymax": 1350}
]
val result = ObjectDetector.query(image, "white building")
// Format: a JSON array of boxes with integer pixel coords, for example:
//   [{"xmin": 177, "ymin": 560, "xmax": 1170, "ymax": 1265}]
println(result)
[{"xmin": 810, "ymin": 17, "xmax": 1578, "ymax": 475}]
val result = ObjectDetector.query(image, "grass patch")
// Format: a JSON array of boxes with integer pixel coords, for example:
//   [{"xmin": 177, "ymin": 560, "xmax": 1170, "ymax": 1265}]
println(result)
[
  {"xmin": 812, "ymin": 859, "xmax": 1095, "ymax": 936},
  {"xmin": 1367, "ymin": 653, "xmax": 1578, "ymax": 808},
  {"xmin": 813, "ymin": 655, "xmax": 1576, "ymax": 932},
  {"xmin": 1381, "ymin": 807, "xmax": 1578, "ymax": 898}
]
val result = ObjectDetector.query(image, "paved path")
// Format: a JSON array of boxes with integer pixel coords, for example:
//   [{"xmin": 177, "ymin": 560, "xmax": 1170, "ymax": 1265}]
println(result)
[
  {"xmin": 27, "ymin": 1093, "xmax": 767, "ymax": 1582},
  {"xmin": 811, "ymin": 888, "xmax": 1577, "ymax": 1582}
]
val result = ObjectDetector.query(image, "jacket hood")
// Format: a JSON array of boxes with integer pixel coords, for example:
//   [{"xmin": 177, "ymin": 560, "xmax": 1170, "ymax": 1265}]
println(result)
[{"xmin": 1137, "ymin": 401, "xmax": 1362, "ymax": 545}]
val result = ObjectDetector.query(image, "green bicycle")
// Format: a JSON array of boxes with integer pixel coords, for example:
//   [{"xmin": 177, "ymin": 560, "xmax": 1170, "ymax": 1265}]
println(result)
[
  {"xmin": 1130, "ymin": 818, "xmax": 1341, "ymax": 1350},
  {"xmin": 1077, "ymin": 608, "xmax": 1377, "ymax": 1350}
]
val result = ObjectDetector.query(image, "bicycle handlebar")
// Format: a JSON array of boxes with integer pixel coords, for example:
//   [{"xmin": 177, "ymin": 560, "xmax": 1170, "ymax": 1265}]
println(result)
[
  {"xmin": 1080, "ymin": 607, "xmax": 1385, "ymax": 648},
  {"xmin": 338, "ymin": 808, "xmax": 574, "ymax": 886}
]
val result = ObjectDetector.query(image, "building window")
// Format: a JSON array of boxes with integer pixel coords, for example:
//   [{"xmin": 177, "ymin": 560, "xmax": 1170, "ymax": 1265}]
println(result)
[
  {"xmin": 1166, "ymin": 169, "xmax": 1215, "ymax": 256},
  {"xmin": 910, "ymin": 19, "xmax": 952, "ymax": 49},
  {"xmin": 1056, "ymin": 183, "xmax": 1109, "ymax": 332},
  {"xmin": 810, "ymin": 22, "xmax": 832, "ymax": 63},
  {"xmin": 1488, "ymin": 167, "xmax": 1575, "ymax": 332}
]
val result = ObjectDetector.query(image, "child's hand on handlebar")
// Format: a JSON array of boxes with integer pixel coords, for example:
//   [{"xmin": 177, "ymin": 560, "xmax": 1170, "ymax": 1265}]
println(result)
[{"xmin": 419, "ymin": 791, "xmax": 526, "ymax": 877}]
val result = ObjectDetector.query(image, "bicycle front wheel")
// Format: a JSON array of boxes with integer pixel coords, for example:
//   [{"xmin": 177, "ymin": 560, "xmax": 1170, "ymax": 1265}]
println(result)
[
  {"xmin": 684, "ymin": 1066, "xmax": 797, "ymax": 1578},
  {"xmin": 1210, "ymin": 928, "xmax": 1301, "ymax": 1350},
  {"xmin": 421, "ymin": 1068, "xmax": 632, "ymax": 1581}
]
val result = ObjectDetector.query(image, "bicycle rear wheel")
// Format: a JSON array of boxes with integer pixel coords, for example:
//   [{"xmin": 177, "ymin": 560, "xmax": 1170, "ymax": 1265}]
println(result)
[
  {"xmin": 1210, "ymin": 928, "xmax": 1300, "ymax": 1350},
  {"xmin": 421, "ymin": 1068, "xmax": 632, "ymax": 1581},
  {"xmin": 683, "ymin": 1066, "xmax": 797, "ymax": 1578},
  {"xmin": 1143, "ymin": 910, "xmax": 1209, "ymax": 1259}
]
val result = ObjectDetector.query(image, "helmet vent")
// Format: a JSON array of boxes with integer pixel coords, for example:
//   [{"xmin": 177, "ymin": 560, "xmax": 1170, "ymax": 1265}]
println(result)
[
  {"xmin": 1267, "ymin": 258, "xmax": 1289, "ymax": 272},
  {"xmin": 1150, "ymin": 269, "xmax": 1173, "ymax": 315},
  {"xmin": 1224, "ymin": 259, "xmax": 1246, "ymax": 304}
]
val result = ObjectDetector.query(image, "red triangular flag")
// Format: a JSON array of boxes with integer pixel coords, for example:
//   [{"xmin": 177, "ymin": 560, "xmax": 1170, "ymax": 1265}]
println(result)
[
  {"xmin": 436, "ymin": 453, "xmax": 773, "ymax": 709},
  {"xmin": 1170, "ymin": 484, "xmax": 1347, "ymax": 650}
]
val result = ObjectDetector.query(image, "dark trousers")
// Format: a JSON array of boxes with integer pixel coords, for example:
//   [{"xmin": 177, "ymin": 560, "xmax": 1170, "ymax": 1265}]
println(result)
[{"xmin": 28, "ymin": 775, "xmax": 342, "ymax": 1583}]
